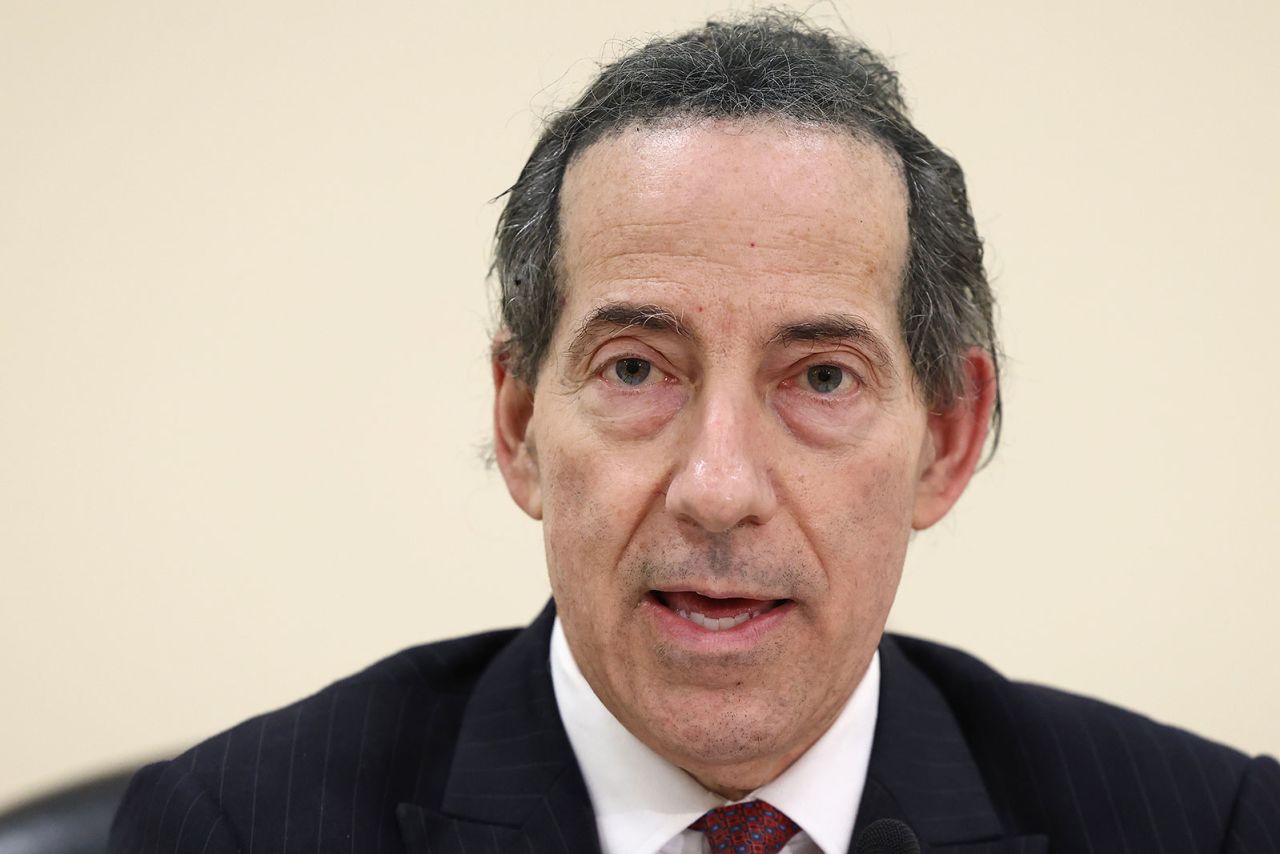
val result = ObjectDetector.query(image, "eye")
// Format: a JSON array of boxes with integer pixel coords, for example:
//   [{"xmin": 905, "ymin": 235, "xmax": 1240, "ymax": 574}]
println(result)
[
  {"xmin": 806, "ymin": 364, "xmax": 844, "ymax": 393},
  {"xmin": 614, "ymin": 357, "xmax": 652, "ymax": 386}
]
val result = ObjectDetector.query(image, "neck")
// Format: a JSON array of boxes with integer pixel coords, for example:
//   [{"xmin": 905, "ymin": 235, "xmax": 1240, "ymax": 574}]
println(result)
[{"xmin": 674, "ymin": 726, "xmax": 823, "ymax": 802}]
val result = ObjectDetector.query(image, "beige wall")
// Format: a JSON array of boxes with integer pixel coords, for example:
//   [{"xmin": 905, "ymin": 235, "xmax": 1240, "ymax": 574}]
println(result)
[{"xmin": 2, "ymin": 1, "xmax": 1277, "ymax": 807}]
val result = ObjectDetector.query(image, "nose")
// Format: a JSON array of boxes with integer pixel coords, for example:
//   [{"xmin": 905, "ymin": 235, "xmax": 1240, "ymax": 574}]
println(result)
[{"xmin": 665, "ymin": 391, "xmax": 779, "ymax": 533}]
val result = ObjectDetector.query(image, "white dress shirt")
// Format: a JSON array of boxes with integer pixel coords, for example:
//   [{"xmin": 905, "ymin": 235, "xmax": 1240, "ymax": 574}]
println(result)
[{"xmin": 550, "ymin": 618, "xmax": 879, "ymax": 854}]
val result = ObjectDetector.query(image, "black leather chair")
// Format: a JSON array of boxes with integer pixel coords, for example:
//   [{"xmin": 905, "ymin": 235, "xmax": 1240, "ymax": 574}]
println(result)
[{"xmin": 0, "ymin": 765, "xmax": 139, "ymax": 854}]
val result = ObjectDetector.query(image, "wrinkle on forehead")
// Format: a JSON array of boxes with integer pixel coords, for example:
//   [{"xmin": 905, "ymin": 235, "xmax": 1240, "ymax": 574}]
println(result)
[
  {"xmin": 562, "ymin": 117, "xmax": 906, "ymax": 220},
  {"xmin": 558, "ymin": 118, "xmax": 910, "ymax": 311}
]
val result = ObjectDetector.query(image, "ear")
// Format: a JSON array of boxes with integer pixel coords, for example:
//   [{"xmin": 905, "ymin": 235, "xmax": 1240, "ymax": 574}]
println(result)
[
  {"xmin": 492, "ymin": 343, "xmax": 543, "ymax": 520},
  {"xmin": 912, "ymin": 346, "xmax": 998, "ymax": 530}
]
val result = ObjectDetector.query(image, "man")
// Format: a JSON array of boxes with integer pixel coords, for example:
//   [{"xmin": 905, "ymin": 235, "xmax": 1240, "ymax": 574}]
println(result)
[{"xmin": 110, "ymin": 14, "xmax": 1280, "ymax": 854}]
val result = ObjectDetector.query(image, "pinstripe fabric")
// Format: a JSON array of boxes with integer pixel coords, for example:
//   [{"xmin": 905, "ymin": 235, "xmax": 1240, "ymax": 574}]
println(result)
[
  {"xmin": 869, "ymin": 637, "xmax": 1280, "ymax": 853},
  {"xmin": 110, "ymin": 602, "xmax": 1280, "ymax": 853},
  {"xmin": 109, "ymin": 628, "xmax": 510, "ymax": 854}
]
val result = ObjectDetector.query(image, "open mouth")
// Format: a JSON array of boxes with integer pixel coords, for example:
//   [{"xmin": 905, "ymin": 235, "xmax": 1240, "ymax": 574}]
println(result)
[{"xmin": 650, "ymin": 590, "xmax": 789, "ymax": 632}]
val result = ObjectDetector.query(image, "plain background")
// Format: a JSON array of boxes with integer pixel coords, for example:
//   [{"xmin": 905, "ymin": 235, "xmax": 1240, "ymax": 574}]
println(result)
[{"xmin": 2, "ymin": 0, "xmax": 1277, "ymax": 808}]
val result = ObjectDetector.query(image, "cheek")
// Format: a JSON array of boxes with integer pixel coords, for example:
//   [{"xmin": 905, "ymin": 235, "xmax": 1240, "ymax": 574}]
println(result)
[
  {"xmin": 537, "ymin": 434, "xmax": 662, "ymax": 606},
  {"xmin": 540, "ymin": 450, "xmax": 602, "ymax": 575},
  {"xmin": 804, "ymin": 445, "xmax": 921, "ymax": 597}
]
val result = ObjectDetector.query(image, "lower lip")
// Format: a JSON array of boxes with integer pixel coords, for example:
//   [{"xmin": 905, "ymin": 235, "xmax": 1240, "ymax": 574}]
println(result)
[{"xmin": 643, "ymin": 592, "xmax": 795, "ymax": 650}]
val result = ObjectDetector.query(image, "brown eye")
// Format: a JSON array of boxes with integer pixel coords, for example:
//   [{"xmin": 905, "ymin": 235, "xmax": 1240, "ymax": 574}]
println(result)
[
  {"xmin": 806, "ymin": 364, "xmax": 843, "ymax": 393},
  {"xmin": 615, "ymin": 358, "xmax": 652, "ymax": 385}
]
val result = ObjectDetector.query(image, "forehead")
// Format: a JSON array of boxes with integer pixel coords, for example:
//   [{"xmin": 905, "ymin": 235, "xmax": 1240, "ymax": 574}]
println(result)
[{"xmin": 556, "ymin": 119, "xmax": 910, "ymax": 337}]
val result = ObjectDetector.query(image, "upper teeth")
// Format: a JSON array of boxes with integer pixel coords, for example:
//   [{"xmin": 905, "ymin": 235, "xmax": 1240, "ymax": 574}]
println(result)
[{"xmin": 676, "ymin": 608, "xmax": 761, "ymax": 631}]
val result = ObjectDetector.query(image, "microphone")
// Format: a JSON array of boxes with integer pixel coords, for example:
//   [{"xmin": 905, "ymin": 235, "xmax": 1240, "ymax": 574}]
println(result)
[{"xmin": 853, "ymin": 818, "xmax": 922, "ymax": 854}]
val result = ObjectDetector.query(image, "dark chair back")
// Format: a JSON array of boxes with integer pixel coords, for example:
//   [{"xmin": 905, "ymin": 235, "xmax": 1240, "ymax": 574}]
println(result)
[{"xmin": 0, "ymin": 767, "xmax": 138, "ymax": 854}]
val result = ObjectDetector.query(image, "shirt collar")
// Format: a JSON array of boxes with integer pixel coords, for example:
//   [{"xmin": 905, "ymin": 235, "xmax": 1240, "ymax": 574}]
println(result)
[{"xmin": 550, "ymin": 617, "xmax": 879, "ymax": 854}]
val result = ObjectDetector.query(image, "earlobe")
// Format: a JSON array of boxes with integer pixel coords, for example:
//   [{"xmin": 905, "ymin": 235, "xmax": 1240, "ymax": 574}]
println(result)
[
  {"xmin": 492, "ymin": 346, "xmax": 543, "ymax": 520},
  {"xmin": 912, "ymin": 347, "xmax": 998, "ymax": 530}
]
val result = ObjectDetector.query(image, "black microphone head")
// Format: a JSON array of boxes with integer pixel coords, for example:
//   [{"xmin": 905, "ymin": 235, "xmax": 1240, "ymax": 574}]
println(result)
[{"xmin": 854, "ymin": 818, "xmax": 922, "ymax": 854}]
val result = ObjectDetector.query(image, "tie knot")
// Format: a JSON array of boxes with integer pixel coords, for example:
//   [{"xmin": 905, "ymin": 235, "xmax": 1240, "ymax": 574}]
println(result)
[{"xmin": 689, "ymin": 799, "xmax": 801, "ymax": 853}]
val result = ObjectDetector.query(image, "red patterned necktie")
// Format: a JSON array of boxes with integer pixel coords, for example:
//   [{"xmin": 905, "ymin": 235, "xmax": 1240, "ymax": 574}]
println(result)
[{"xmin": 689, "ymin": 799, "xmax": 802, "ymax": 853}]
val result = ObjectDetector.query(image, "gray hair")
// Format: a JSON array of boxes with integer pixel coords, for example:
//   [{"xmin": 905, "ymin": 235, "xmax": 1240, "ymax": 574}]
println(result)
[{"xmin": 492, "ymin": 11, "xmax": 1002, "ymax": 449}]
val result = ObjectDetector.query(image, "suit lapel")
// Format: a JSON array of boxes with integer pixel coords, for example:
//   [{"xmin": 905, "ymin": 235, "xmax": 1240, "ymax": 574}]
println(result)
[
  {"xmin": 397, "ymin": 602, "xmax": 602, "ymax": 854},
  {"xmin": 852, "ymin": 636, "xmax": 1049, "ymax": 854}
]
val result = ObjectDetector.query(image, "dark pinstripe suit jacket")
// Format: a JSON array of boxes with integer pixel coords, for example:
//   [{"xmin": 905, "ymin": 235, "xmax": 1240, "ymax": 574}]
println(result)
[{"xmin": 110, "ymin": 602, "xmax": 1280, "ymax": 853}]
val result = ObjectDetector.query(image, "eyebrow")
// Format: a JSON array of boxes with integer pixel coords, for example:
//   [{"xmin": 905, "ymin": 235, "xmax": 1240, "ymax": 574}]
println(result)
[
  {"xmin": 564, "ymin": 302, "xmax": 697, "ymax": 366},
  {"xmin": 562, "ymin": 302, "xmax": 896, "ymax": 379},
  {"xmin": 768, "ymin": 313, "xmax": 898, "ymax": 377}
]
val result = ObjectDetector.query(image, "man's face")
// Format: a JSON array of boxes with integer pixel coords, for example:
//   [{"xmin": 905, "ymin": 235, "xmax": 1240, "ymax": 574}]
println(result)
[{"xmin": 496, "ymin": 120, "xmax": 977, "ymax": 792}]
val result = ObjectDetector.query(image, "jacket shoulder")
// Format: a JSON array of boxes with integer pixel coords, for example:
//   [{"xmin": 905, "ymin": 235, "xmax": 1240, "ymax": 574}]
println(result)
[
  {"xmin": 110, "ymin": 626, "xmax": 522, "ymax": 853},
  {"xmin": 888, "ymin": 633, "xmax": 1276, "ymax": 852},
  {"xmin": 342, "ymin": 625, "xmax": 522, "ymax": 692}
]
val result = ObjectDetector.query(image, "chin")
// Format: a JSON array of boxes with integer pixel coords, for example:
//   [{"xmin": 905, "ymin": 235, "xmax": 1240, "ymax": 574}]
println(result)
[{"xmin": 633, "ymin": 681, "xmax": 809, "ymax": 771}]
